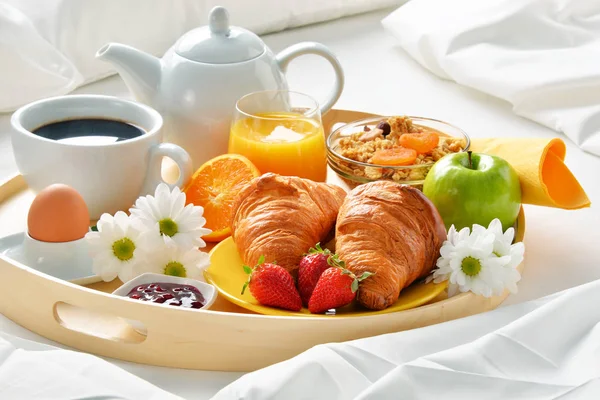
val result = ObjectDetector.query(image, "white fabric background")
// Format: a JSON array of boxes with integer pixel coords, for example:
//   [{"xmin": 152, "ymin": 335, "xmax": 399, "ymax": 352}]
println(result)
[
  {"xmin": 0, "ymin": 333, "xmax": 182, "ymax": 399},
  {"xmin": 0, "ymin": 0, "xmax": 405, "ymax": 112},
  {"xmin": 382, "ymin": 0, "xmax": 600, "ymax": 157},
  {"xmin": 212, "ymin": 279, "xmax": 600, "ymax": 399}
]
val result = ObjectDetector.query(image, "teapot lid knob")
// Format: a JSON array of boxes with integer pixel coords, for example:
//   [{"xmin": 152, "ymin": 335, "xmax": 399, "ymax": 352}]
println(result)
[
  {"xmin": 209, "ymin": 6, "xmax": 230, "ymax": 36},
  {"xmin": 174, "ymin": 5, "xmax": 265, "ymax": 63}
]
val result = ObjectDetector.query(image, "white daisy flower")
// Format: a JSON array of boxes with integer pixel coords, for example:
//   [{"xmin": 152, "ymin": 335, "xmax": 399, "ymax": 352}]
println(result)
[
  {"xmin": 85, "ymin": 211, "xmax": 142, "ymax": 283},
  {"xmin": 431, "ymin": 225, "xmax": 473, "ymax": 285},
  {"xmin": 474, "ymin": 219, "xmax": 525, "ymax": 269},
  {"xmin": 446, "ymin": 225, "xmax": 471, "ymax": 246},
  {"xmin": 141, "ymin": 238, "xmax": 211, "ymax": 280},
  {"xmin": 473, "ymin": 218, "xmax": 524, "ymax": 293},
  {"xmin": 425, "ymin": 225, "xmax": 472, "ymax": 285},
  {"xmin": 432, "ymin": 224, "xmax": 515, "ymax": 298},
  {"xmin": 130, "ymin": 183, "xmax": 211, "ymax": 249}
]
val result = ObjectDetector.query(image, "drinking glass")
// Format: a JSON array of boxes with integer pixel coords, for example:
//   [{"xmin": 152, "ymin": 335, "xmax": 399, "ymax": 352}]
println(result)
[{"xmin": 228, "ymin": 90, "xmax": 327, "ymax": 182}]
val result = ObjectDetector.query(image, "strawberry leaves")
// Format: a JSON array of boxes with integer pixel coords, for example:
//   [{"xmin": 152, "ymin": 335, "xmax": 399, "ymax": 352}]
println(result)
[
  {"xmin": 241, "ymin": 255, "xmax": 267, "ymax": 295},
  {"xmin": 326, "ymin": 253, "xmax": 345, "ymax": 269},
  {"xmin": 307, "ymin": 242, "xmax": 345, "ymax": 269},
  {"xmin": 241, "ymin": 278, "xmax": 250, "ymax": 295},
  {"xmin": 350, "ymin": 271, "xmax": 373, "ymax": 293},
  {"xmin": 307, "ymin": 242, "xmax": 328, "ymax": 254},
  {"xmin": 340, "ymin": 269, "xmax": 374, "ymax": 293}
]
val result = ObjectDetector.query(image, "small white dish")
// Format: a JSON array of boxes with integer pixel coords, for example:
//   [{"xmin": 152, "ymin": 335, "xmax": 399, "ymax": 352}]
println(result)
[
  {"xmin": 112, "ymin": 272, "xmax": 218, "ymax": 334},
  {"xmin": 0, "ymin": 232, "xmax": 99, "ymax": 284}
]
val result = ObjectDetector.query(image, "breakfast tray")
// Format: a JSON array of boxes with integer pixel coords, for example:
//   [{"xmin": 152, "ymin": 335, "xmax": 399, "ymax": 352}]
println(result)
[{"xmin": 0, "ymin": 110, "xmax": 525, "ymax": 372}]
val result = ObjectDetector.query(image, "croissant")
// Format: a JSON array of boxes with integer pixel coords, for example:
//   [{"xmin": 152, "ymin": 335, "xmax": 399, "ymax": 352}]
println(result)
[
  {"xmin": 336, "ymin": 181, "xmax": 447, "ymax": 310},
  {"xmin": 231, "ymin": 173, "xmax": 346, "ymax": 273}
]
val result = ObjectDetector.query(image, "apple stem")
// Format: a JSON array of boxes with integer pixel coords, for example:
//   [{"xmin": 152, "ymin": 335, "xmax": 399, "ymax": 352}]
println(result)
[{"xmin": 467, "ymin": 151, "xmax": 473, "ymax": 169}]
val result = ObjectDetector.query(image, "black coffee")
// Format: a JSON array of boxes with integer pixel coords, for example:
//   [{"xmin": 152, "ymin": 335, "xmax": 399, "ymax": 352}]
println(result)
[{"xmin": 33, "ymin": 118, "xmax": 146, "ymax": 145}]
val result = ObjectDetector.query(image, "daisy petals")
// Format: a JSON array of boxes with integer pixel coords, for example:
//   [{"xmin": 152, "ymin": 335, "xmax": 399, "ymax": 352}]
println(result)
[{"xmin": 431, "ymin": 218, "xmax": 525, "ymax": 298}]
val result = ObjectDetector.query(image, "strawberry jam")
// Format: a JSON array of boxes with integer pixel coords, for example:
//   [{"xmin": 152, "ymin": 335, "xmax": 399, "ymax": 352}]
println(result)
[{"xmin": 126, "ymin": 282, "xmax": 205, "ymax": 309}]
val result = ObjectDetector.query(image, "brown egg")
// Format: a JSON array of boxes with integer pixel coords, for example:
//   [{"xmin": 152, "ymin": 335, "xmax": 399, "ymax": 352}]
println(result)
[{"xmin": 27, "ymin": 184, "xmax": 90, "ymax": 243}]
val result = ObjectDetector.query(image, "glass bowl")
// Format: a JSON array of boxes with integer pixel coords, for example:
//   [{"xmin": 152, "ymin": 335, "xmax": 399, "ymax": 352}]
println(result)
[{"xmin": 326, "ymin": 116, "xmax": 471, "ymax": 189}]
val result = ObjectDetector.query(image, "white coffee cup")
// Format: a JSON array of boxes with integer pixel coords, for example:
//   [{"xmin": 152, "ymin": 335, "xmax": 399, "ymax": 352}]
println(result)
[{"xmin": 11, "ymin": 95, "xmax": 193, "ymax": 220}]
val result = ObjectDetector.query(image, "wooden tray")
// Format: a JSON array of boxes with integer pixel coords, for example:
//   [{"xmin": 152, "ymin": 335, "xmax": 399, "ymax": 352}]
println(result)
[{"xmin": 0, "ymin": 109, "xmax": 525, "ymax": 372}]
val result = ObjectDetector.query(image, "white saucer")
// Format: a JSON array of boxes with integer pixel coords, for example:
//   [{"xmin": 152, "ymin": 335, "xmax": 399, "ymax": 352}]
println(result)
[{"xmin": 0, "ymin": 232, "xmax": 101, "ymax": 285}]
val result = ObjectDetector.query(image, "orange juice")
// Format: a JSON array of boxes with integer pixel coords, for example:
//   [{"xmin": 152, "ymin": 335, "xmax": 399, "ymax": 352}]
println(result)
[{"xmin": 228, "ymin": 112, "xmax": 327, "ymax": 181}]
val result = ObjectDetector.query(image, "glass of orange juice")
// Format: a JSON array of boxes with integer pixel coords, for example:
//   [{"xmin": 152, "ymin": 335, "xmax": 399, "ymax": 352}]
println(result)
[{"xmin": 228, "ymin": 90, "xmax": 327, "ymax": 182}]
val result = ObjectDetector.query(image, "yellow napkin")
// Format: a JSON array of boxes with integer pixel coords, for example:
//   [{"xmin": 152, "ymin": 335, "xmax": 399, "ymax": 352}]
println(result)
[{"xmin": 470, "ymin": 138, "xmax": 590, "ymax": 209}]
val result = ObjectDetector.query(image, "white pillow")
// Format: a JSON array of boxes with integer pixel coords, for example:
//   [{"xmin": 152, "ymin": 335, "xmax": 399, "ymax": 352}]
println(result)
[
  {"xmin": 382, "ymin": 0, "xmax": 600, "ymax": 157},
  {"xmin": 0, "ymin": 0, "xmax": 404, "ymax": 112}
]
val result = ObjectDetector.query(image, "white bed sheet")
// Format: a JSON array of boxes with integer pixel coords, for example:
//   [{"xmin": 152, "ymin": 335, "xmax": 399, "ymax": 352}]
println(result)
[
  {"xmin": 0, "ymin": 333, "xmax": 184, "ymax": 400},
  {"xmin": 214, "ymin": 281, "xmax": 600, "ymax": 399},
  {"xmin": 382, "ymin": 0, "xmax": 600, "ymax": 157}
]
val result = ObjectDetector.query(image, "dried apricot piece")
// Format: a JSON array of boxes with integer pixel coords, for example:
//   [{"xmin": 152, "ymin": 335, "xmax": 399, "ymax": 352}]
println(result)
[
  {"xmin": 399, "ymin": 132, "xmax": 439, "ymax": 154},
  {"xmin": 371, "ymin": 147, "xmax": 418, "ymax": 166}
]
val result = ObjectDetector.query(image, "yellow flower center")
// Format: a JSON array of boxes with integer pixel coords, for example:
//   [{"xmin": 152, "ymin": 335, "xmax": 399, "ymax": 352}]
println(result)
[
  {"xmin": 112, "ymin": 237, "xmax": 135, "ymax": 261},
  {"xmin": 159, "ymin": 218, "xmax": 178, "ymax": 237},
  {"xmin": 164, "ymin": 261, "xmax": 186, "ymax": 277},
  {"xmin": 461, "ymin": 256, "xmax": 481, "ymax": 277}
]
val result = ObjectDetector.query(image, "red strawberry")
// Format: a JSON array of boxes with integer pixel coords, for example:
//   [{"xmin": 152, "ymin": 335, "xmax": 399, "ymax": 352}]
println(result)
[
  {"xmin": 241, "ymin": 255, "xmax": 302, "ymax": 311},
  {"xmin": 298, "ymin": 243, "xmax": 343, "ymax": 306},
  {"xmin": 308, "ymin": 267, "xmax": 372, "ymax": 314}
]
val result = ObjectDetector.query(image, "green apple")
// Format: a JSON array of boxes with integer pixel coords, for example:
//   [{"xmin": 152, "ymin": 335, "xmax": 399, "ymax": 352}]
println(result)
[{"xmin": 423, "ymin": 151, "xmax": 521, "ymax": 231}]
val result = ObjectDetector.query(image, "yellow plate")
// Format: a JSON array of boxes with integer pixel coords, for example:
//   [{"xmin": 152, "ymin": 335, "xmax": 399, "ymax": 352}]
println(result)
[{"xmin": 205, "ymin": 237, "xmax": 448, "ymax": 317}]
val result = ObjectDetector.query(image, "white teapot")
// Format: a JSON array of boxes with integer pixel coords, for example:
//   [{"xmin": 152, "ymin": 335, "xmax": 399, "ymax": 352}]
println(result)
[{"xmin": 96, "ymin": 6, "xmax": 344, "ymax": 169}]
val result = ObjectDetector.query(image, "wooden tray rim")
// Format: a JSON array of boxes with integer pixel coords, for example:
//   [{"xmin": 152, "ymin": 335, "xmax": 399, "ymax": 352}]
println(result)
[
  {"xmin": 0, "ymin": 172, "xmax": 524, "ymax": 322},
  {"xmin": 0, "ymin": 107, "xmax": 526, "ymax": 371}
]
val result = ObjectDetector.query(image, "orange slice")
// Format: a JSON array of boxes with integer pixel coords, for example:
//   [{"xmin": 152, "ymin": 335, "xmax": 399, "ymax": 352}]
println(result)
[
  {"xmin": 371, "ymin": 147, "xmax": 418, "ymax": 166},
  {"xmin": 183, "ymin": 154, "xmax": 260, "ymax": 242},
  {"xmin": 399, "ymin": 132, "xmax": 439, "ymax": 154}
]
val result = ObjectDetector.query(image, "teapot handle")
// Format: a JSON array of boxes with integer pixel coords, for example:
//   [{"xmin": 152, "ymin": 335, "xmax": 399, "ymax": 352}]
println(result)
[{"xmin": 276, "ymin": 42, "xmax": 344, "ymax": 115}]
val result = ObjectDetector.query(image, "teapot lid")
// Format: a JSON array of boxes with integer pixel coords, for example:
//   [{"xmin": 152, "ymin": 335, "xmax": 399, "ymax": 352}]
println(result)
[{"xmin": 174, "ymin": 6, "xmax": 265, "ymax": 64}]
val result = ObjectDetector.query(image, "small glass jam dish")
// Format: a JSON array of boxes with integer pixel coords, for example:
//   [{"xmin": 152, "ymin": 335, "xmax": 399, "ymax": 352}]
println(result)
[{"xmin": 113, "ymin": 273, "xmax": 218, "ymax": 334}]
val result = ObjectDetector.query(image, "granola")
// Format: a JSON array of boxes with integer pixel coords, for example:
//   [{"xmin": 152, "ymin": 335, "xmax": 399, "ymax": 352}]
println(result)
[{"xmin": 334, "ymin": 116, "xmax": 466, "ymax": 186}]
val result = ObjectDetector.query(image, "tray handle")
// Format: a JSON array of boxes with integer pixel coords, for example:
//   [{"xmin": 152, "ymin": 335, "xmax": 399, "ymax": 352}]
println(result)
[
  {"xmin": 0, "ymin": 257, "xmax": 158, "ymax": 350},
  {"xmin": 53, "ymin": 300, "xmax": 148, "ymax": 344}
]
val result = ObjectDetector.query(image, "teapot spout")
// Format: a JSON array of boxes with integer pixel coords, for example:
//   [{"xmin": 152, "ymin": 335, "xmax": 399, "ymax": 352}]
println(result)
[{"xmin": 96, "ymin": 43, "xmax": 161, "ymax": 106}]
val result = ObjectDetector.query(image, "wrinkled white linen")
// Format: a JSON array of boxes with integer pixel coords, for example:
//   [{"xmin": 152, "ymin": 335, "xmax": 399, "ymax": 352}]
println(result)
[
  {"xmin": 0, "ymin": 0, "xmax": 404, "ymax": 112},
  {"xmin": 0, "ymin": 3, "xmax": 83, "ymax": 113},
  {"xmin": 213, "ymin": 279, "xmax": 600, "ymax": 399},
  {"xmin": 0, "ymin": 333, "xmax": 181, "ymax": 399},
  {"xmin": 382, "ymin": 0, "xmax": 600, "ymax": 157}
]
